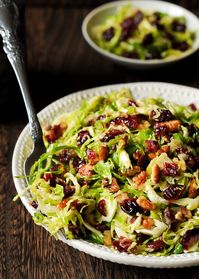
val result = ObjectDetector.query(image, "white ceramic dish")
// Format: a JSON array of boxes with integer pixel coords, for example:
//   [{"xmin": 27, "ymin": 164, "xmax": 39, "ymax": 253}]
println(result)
[
  {"xmin": 82, "ymin": 0, "xmax": 199, "ymax": 69},
  {"xmin": 12, "ymin": 82, "xmax": 199, "ymax": 268}
]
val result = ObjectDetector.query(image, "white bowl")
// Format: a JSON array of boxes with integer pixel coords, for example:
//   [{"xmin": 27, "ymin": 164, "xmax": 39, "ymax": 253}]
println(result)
[
  {"xmin": 12, "ymin": 82, "xmax": 199, "ymax": 268},
  {"xmin": 82, "ymin": 0, "xmax": 199, "ymax": 69}
]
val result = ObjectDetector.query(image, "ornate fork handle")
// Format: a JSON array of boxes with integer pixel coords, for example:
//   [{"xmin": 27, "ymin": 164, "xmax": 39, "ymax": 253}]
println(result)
[{"xmin": 0, "ymin": 0, "xmax": 43, "ymax": 144}]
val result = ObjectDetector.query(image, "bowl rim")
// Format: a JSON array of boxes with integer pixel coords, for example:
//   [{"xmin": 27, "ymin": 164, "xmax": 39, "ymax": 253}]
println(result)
[
  {"xmin": 12, "ymin": 81, "xmax": 199, "ymax": 268},
  {"xmin": 82, "ymin": 0, "xmax": 199, "ymax": 66}
]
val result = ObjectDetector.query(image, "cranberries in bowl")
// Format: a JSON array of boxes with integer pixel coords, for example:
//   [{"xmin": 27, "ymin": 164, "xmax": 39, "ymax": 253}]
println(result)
[{"xmin": 82, "ymin": 1, "xmax": 199, "ymax": 69}]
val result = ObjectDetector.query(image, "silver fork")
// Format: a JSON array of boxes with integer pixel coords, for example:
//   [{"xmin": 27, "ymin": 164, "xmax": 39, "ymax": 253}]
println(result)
[{"xmin": 0, "ymin": 1, "xmax": 46, "ymax": 181}]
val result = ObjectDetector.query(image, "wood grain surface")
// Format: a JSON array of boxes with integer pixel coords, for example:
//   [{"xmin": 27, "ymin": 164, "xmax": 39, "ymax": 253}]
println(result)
[{"xmin": 0, "ymin": 1, "xmax": 199, "ymax": 278}]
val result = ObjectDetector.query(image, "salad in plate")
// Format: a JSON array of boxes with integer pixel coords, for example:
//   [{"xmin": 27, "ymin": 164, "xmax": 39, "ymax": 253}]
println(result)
[
  {"xmin": 26, "ymin": 89, "xmax": 199, "ymax": 256},
  {"xmin": 91, "ymin": 5, "xmax": 195, "ymax": 60}
]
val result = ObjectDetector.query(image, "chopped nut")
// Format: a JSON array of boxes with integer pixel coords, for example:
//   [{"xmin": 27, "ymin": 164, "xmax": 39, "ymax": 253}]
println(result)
[
  {"xmin": 151, "ymin": 164, "xmax": 161, "ymax": 184},
  {"xmin": 188, "ymin": 178, "xmax": 198, "ymax": 198},
  {"xmin": 156, "ymin": 120, "xmax": 181, "ymax": 133},
  {"xmin": 103, "ymin": 230, "xmax": 112, "ymax": 247},
  {"xmin": 133, "ymin": 171, "xmax": 147, "ymax": 188},
  {"xmin": 175, "ymin": 211, "xmax": 185, "ymax": 221},
  {"xmin": 156, "ymin": 145, "xmax": 170, "ymax": 156},
  {"xmin": 148, "ymin": 153, "xmax": 157, "ymax": 160},
  {"xmin": 78, "ymin": 164, "xmax": 93, "ymax": 176},
  {"xmin": 125, "ymin": 166, "xmax": 141, "ymax": 177},
  {"xmin": 181, "ymin": 206, "xmax": 192, "ymax": 219},
  {"xmin": 175, "ymin": 207, "xmax": 192, "ymax": 221},
  {"xmin": 136, "ymin": 196, "xmax": 156, "ymax": 210},
  {"xmin": 142, "ymin": 217, "xmax": 154, "ymax": 229},
  {"xmin": 115, "ymin": 192, "xmax": 129, "ymax": 202},
  {"xmin": 109, "ymin": 178, "xmax": 120, "ymax": 193},
  {"xmin": 99, "ymin": 145, "xmax": 109, "ymax": 161},
  {"xmin": 138, "ymin": 120, "xmax": 150, "ymax": 130}
]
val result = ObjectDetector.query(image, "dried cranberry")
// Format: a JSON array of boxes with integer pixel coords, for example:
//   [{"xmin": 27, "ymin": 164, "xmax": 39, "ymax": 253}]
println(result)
[
  {"xmin": 133, "ymin": 150, "xmax": 148, "ymax": 169},
  {"xmin": 163, "ymin": 184, "xmax": 185, "ymax": 200},
  {"xmin": 125, "ymin": 115, "xmax": 140, "ymax": 129},
  {"xmin": 112, "ymin": 237, "xmax": 132, "ymax": 252},
  {"xmin": 59, "ymin": 149, "xmax": 76, "ymax": 163},
  {"xmin": 171, "ymin": 20, "xmax": 186, "ymax": 32},
  {"xmin": 145, "ymin": 49, "xmax": 161, "ymax": 60},
  {"xmin": 43, "ymin": 173, "xmax": 56, "ymax": 186},
  {"xmin": 133, "ymin": 11, "xmax": 144, "ymax": 27},
  {"xmin": 148, "ymin": 239, "xmax": 166, "ymax": 252},
  {"xmin": 121, "ymin": 17, "xmax": 135, "ymax": 30},
  {"xmin": 121, "ymin": 198, "xmax": 142, "ymax": 215},
  {"xmin": 181, "ymin": 228, "xmax": 199, "ymax": 250},
  {"xmin": 97, "ymin": 199, "xmax": 107, "ymax": 216},
  {"xmin": 68, "ymin": 223, "xmax": 83, "ymax": 238},
  {"xmin": 122, "ymin": 51, "xmax": 139, "ymax": 59},
  {"xmin": 95, "ymin": 223, "xmax": 109, "ymax": 232},
  {"xmin": 142, "ymin": 33, "xmax": 154, "ymax": 45},
  {"xmin": 120, "ymin": 11, "xmax": 143, "ymax": 41},
  {"xmin": 156, "ymin": 23, "xmax": 165, "ymax": 31},
  {"xmin": 163, "ymin": 206, "xmax": 176, "ymax": 229},
  {"xmin": 77, "ymin": 130, "xmax": 90, "ymax": 146},
  {"xmin": 71, "ymin": 199, "xmax": 86, "ymax": 211},
  {"xmin": 97, "ymin": 114, "xmax": 106, "ymax": 120},
  {"xmin": 183, "ymin": 123, "xmax": 198, "ymax": 136},
  {"xmin": 136, "ymin": 233, "xmax": 150, "ymax": 245},
  {"xmin": 162, "ymin": 162, "xmax": 178, "ymax": 177},
  {"xmin": 72, "ymin": 157, "xmax": 85, "ymax": 171},
  {"xmin": 102, "ymin": 27, "xmax": 115, "ymax": 41},
  {"xmin": 186, "ymin": 155, "xmax": 197, "ymax": 171},
  {"xmin": 189, "ymin": 103, "xmax": 197, "ymax": 111},
  {"xmin": 45, "ymin": 125, "xmax": 63, "ymax": 143},
  {"xmin": 101, "ymin": 129, "xmax": 123, "ymax": 142},
  {"xmin": 176, "ymin": 147, "xmax": 188, "ymax": 154},
  {"xmin": 109, "ymin": 115, "xmax": 140, "ymax": 129},
  {"xmin": 145, "ymin": 140, "xmax": 159, "ymax": 153},
  {"xmin": 31, "ymin": 200, "xmax": 38, "ymax": 209},
  {"xmin": 128, "ymin": 99, "xmax": 137, "ymax": 107},
  {"xmin": 109, "ymin": 116, "xmax": 126, "ymax": 126},
  {"xmin": 172, "ymin": 41, "xmax": 189, "ymax": 51},
  {"xmin": 120, "ymin": 28, "xmax": 130, "ymax": 41},
  {"xmin": 151, "ymin": 109, "xmax": 173, "ymax": 122}
]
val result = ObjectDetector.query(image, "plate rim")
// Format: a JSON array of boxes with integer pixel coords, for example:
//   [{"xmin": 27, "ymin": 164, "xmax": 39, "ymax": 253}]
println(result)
[{"xmin": 12, "ymin": 82, "xmax": 199, "ymax": 268}]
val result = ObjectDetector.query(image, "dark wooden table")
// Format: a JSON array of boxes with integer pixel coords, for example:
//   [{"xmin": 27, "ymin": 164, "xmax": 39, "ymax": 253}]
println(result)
[{"xmin": 0, "ymin": 0, "xmax": 199, "ymax": 278}]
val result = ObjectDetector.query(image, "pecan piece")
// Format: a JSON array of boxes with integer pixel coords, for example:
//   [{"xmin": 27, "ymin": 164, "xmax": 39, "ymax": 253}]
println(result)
[
  {"xmin": 151, "ymin": 164, "xmax": 161, "ymax": 184},
  {"xmin": 142, "ymin": 217, "xmax": 154, "ymax": 229},
  {"xmin": 136, "ymin": 196, "xmax": 156, "ymax": 210},
  {"xmin": 188, "ymin": 178, "xmax": 198, "ymax": 198},
  {"xmin": 78, "ymin": 164, "xmax": 93, "ymax": 177},
  {"xmin": 155, "ymin": 120, "xmax": 181, "ymax": 133},
  {"xmin": 109, "ymin": 178, "xmax": 120, "ymax": 193},
  {"xmin": 99, "ymin": 145, "xmax": 109, "ymax": 161},
  {"xmin": 103, "ymin": 230, "xmax": 112, "ymax": 247},
  {"xmin": 133, "ymin": 171, "xmax": 147, "ymax": 188}
]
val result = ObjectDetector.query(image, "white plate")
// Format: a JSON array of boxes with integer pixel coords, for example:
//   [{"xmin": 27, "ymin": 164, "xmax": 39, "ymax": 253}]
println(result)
[
  {"xmin": 82, "ymin": 0, "xmax": 199, "ymax": 69},
  {"xmin": 12, "ymin": 82, "xmax": 199, "ymax": 268}
]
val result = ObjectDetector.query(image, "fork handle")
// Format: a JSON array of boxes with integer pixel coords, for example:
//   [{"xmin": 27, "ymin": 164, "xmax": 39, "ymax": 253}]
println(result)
[{"xmin": 0, "ymin": 0, "xmax": 43, "ymax": 144}]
